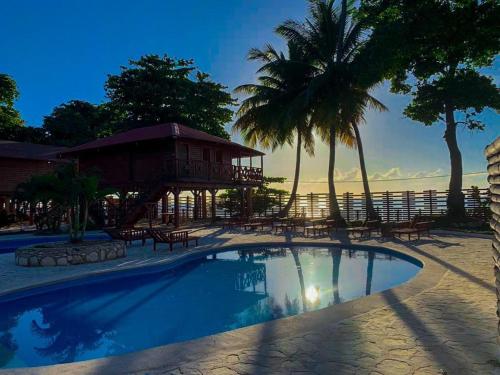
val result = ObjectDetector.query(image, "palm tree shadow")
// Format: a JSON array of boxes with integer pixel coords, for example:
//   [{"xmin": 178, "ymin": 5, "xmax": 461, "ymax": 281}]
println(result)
[{"xmin": 396, "ymin": 240, "xmax": 494, "ymax": 293}]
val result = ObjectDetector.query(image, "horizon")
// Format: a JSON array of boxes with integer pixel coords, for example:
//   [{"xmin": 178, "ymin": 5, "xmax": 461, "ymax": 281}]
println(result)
[{"xmin": 1, "ymin": 0, "xmax": 498, "ymax": 194}]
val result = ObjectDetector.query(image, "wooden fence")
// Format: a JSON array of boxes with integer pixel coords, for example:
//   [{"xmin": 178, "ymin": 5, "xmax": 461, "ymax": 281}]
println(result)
[
  {"xmin": 156, "ymin": 187, "xmax": 490, "ymax": 223},
  {"xmin": 486, "ymin": 137, "xmax": 500, "ymax": 343}
]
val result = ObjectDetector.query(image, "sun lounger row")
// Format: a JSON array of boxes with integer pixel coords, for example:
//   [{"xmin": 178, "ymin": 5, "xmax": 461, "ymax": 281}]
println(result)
[
  {"xmin": 104, "ymin": 227, "xmax": 199, "ymax": 251},
  {"xmin": 220, "ymin": 216, "xmax": 434, "ymax": 240}
]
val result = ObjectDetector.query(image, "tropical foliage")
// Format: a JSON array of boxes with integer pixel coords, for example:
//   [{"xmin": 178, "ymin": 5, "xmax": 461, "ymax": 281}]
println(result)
[
  {"xmin": 0, "ymin": 73, "xmax": 24, "ymax": 138},
  {"xmin": 15, "ymin": 164, "xmax": 114, "ymax": 242},
  {"xmin": 360, "ymin": 0, "xmax": 500, "ymax": 218},
  {"xmin": 42, "ymin": 100, "xmax": 114, "ymax": 147},
  {"xmin": 234, "ymin": 42, "xmax": 315, "ymax": 216},
  {"xmin": 218, "ymin": 177, "xmax": 289, "ymax": 216},
  {"xmin": 105, "ymin": 55, "xmax": 235, "ymax": 139}
]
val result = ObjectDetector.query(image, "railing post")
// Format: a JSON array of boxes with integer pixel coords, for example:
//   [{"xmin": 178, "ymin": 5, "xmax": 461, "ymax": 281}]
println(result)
[
  {"xmin": 428, "ymin": 190, "xmax": 434, "ymax": 216},
  {"xmin": 406, "ymin": 190, "xmax": 411, "ymax": 221},
  {"xmin": 346, "ymin": 193, "xmax": 351, "ymax": 222},
  {"xmin": 385, "ymin": 191, "xmax": 390, "ymax": 222},
  {"xmin": 310, "ymin": 193, "xmax": 314, "ymax": 219}
]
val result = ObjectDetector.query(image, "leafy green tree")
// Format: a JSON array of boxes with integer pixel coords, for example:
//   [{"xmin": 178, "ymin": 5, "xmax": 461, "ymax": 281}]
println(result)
[
  {"xmin": 218, "ymin": 177, "xmax": 290, "ymax": 216},
  {"xmin": 361, "ymin": 0, "xmax": 500, "ymax": 218},
  {"xmin": 235, "ymin": 42, "xmax": 316, "ymax": 216},
  {"xmin": 0, "ymin": 74, "xmax": 24, "ymax": 138},
  {"xmin": 43, "ymin": 100, "xmax": 114, "ymax": 146},
  {"xmin": 105, "ymin": 54, "xmax": 235, "ymax": 139},
  {"xmin": 15, "ymin": 164, "xmax": 114, "ymax": 242}
]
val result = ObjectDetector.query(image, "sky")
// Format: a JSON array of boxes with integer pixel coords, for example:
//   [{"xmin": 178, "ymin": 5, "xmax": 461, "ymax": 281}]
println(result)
[{"xmin": 0, "ymin": 0, "xmax": 498, "ymax": 194}]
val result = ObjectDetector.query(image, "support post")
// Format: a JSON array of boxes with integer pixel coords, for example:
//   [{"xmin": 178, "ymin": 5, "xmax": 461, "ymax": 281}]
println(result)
[
  {"xmin": 202, "ymin": 190, "xmax": 207, "ymax": 219},
  {"xmin": 210, "ymin": 189, "xmax": 217, "ymax": 223},
  {"xmin": 161, "ymin": 195, "xmax": 167, "ymax": 224},
  {"xmin": 246, "ymin": 188, "xmax": 253, "ymax": 218},
  {"xmin": 174, "ymin": 189, "xmax": 180, "ymax": 228}
]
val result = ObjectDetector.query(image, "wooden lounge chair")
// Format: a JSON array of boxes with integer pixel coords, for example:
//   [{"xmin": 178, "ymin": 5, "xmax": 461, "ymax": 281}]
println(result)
[
  {"xmin": 243, "ymin": 222, "xmax": 265, "ymax": 231},
  {"xmin": 186, "ymin": 234, "xmax": 200, "ymax": 247},
  {"xmin": 104, "ymin": 227, "xmax": 150, "ymax": 246},
  {"xmin": 391, "ymin": 220, "xmax": 434, "ymax": 240},
  {"xmin": 149, "ymin": 228, "xmax": 187, "ymax": 251},
  {"xmin": 346, "ymin": 219, "xmax": 380, "ymax": 238},
  {"xmin": 273, "ymin": 220, "xmax": 296, "ymax": 233},
  {"xmin": 304, "ymin": 219, "xmax": 339, "ymax": 236}
]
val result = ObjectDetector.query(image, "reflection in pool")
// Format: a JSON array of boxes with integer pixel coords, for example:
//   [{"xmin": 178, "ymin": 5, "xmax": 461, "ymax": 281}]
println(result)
[{"xmin": 0, "ymin": 246, "xmax": 421, "ymax": 368}]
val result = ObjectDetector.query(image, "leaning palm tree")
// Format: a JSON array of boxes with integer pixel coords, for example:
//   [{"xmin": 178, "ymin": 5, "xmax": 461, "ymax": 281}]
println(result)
[
  {"xmin": 340, "ymin": 89, "xmax": 388, "ymax": 219},
  {"xmin": 234, "ymin": 42, "xmax": 316, "ymax": 216},
  {"xmin": 277, "ymin": 0, "xmax": 388, "ymax": 221}
]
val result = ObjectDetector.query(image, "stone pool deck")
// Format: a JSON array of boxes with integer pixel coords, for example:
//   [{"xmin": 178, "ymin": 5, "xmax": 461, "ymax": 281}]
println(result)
[{"xmin": 0, "ymin": 228, "xmax": 498, "ymax": 375}]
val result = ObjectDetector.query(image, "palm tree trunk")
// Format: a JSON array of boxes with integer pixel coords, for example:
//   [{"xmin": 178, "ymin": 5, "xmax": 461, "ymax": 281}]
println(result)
[
  {"xmin": 331, "ymin": 248, "xmax": 342, "ymax": 304},
  {"xmin": 365, "ymin": 251, "xmax": 374, "ymax": 296},
  {"xmin": 280, "ymin": 133, "xmax": 302, "ymax": 216},
  {"xmin": 353, "ymin": 124, "xmax": 378, "ymax": 219},
  {"xmin": 444, "ymin": 103, "xmax": 465, "ymax": 219},
  {"xmin": 291, "ymin": 248, "xmax": 307, "ymax": 312},
  {"xmin": 328, "ymin": 127, "xmax": 344, "ymax": 223}
]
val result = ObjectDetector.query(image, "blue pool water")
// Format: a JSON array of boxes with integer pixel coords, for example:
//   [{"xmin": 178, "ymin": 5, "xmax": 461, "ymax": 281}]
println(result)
[
  {"xmin": 0, "ymin": 246, "xmax": 421, "ymax": 369},
  {"xmin": 0, "ymin": 232, "xmax": 111, "ymax": 254}
]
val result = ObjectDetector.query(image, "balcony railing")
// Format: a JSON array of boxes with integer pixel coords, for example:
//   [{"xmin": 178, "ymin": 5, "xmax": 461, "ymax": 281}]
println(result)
[{"xmin": 162, "ymin": 159, "xmax": 263, "ymax": 184}]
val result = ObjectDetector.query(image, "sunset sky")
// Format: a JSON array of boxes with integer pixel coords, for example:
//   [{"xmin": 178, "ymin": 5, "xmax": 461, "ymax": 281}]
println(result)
[{"xmin": 1, "ymin": 0, "xmax": 498, "ymax": 194}]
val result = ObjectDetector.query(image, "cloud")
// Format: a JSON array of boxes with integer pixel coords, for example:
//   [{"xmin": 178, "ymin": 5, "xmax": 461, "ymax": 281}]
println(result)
[{"xmin": 370, "ymin": 167, "xmax": 402, "ymax": 181}]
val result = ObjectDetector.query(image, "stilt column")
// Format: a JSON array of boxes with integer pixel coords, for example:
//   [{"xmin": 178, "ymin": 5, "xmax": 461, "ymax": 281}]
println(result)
[{"xmin": 173, "ymin": 189, "xmax": 180, "ymax": 228}]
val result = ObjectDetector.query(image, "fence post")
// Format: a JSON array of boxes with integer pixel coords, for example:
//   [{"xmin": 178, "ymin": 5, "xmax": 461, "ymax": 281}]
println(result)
[
  {"xmin": 278, "ymin": 193, "xmax": 283, "ymax": 213},
  {"xmin": 346, "ymin": 193, "xmax": 351, "ymax": 222},
  {"xmin": 406, "ymin": 190, "xmax": 411, "ymax": 221},
  {"xmin": 428, "ymin": 190, "xmax": 434, "ymax": 216},
  {"xmin": 385, "ymin": 191, "xmax": 390, "ymax": 222}
]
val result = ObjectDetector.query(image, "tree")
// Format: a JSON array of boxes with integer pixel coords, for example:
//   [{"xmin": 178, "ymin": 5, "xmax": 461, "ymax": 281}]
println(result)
[
  {"xmin": 234, "ymin": 42, "xmax": 316, "ymax": 216},
  {"xmin": 218, "ymin": 177, "xmax": 290, "ymax": 217},
  {"xmin": 15, "ymin": 164, "xmax": 114, "ymax": 242},
  {"xmin": 43, "ymin": 100, "xmax": 114, "ymax": 147},
  {"xmin": 361, "ymin": 0, "xmax": 500, "ymax": 218},
  {"xmin": 0, "ymin": 73, "xmax": 24, "ymax": 138},
  {"xmin": 105, "ymin": 54, "xmax": 235, "ymax": 139},
  {"xmin": 277, "ymin": 0, "xmax": 386, "ymax": 222}
]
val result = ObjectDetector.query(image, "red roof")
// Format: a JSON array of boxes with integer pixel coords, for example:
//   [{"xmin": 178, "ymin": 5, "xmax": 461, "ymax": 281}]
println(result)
[
  {"xmin": 62, "ymin": 123, "xmax": 264, "ymax": 157},
  {"xmin": 0, "ymin": 141, "xmax": 66, "ymax": 161}
]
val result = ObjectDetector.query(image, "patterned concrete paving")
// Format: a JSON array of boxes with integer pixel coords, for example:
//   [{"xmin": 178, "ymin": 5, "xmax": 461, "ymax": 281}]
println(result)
[{"xmin": 0, "ymin": 228, "xmax": 498, "ymax": 375}]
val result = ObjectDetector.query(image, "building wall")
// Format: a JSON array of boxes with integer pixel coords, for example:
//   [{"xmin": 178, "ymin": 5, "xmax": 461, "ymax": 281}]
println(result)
[{"xmin": 0, "ymin": 157, "xmax": 60, "ymax": 196}]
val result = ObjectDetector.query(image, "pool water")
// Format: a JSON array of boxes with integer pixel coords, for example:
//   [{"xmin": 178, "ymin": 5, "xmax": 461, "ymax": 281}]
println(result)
[{"xmin": 0, "ymin": 246, "xmax": 421, "ymax": 368}]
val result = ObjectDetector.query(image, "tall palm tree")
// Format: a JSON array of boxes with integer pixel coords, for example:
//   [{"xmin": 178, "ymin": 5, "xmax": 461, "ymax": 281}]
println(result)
[
  {"xmin": 341, "ymin": 89, "xmax": 388, "ymax": 219},
  {"xmin": 234, "ymin": 42, "xmax": 316, "ymax": 217},
  {"xmin": 277, "ymin": 0, "xmax": 387, "ymax": 222}
]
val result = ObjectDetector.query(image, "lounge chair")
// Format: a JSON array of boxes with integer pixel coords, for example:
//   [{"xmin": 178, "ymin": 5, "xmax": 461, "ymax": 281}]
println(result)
[
  {"xmin": 391, "ymin": 220, "xmax": 434, "ymax": 240},
  {"xmin": 148, "ymin": 228, "xmax": 186, "ymax": 251},
  {"xmin": 104, "ymin": 227, "xmax": 150, "ymax": 246},
  {"xmin": 346, "ymin": 219, "xmax": 381, "ymax": 238},
  {"xmin": 304, "ymin": 219, "xmax": 339, "ymax": 236}
]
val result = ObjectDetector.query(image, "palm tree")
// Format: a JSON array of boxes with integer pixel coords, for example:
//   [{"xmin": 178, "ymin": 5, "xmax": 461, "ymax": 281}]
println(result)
[
  {"xmin": 341, "ymin": 89, "xmax": 388, "ymax": 219},
  {"xmin": 277, "ymin": 0, "xmax": 388, "ymax": 222},
  {"xmin": 234, "ymin": 42, "xmax": 316, "ymax": 217}
]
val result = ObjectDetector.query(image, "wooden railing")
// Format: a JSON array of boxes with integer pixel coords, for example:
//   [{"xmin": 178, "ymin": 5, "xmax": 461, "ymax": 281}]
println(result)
[
  {"xmin": 160, "ymin": 159, "xmax": 263, "ymax": 184},
  {"xmin": 486, "ymin": 137, "xmax": 500, "ymax": 342},
  {"xmin": 141, "ymin": 187, "xmax": 490, "ymax": 224}
]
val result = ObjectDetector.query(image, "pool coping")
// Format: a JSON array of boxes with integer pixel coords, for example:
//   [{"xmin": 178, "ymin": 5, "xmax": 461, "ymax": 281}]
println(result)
[{"xmin": 0, "ymin": 240, "xmax": 446, "ymax": 375}]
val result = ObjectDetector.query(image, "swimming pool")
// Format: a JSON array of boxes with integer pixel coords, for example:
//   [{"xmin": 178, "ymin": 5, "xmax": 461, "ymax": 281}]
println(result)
[{"xmin": 0, "ymin": 245, "xmax": 421, "ymax": 369}]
